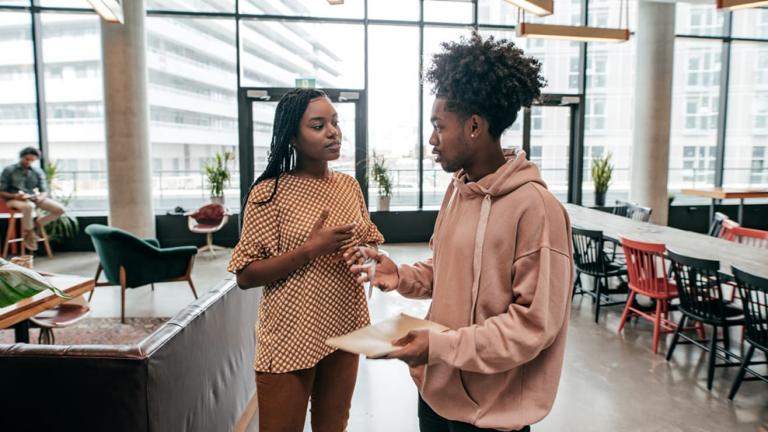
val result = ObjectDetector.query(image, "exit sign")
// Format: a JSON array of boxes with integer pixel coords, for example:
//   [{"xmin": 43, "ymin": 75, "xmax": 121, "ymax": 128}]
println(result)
[{"xmin": 295, "ymin": 78, "xmax": 316, "ymax": 89}]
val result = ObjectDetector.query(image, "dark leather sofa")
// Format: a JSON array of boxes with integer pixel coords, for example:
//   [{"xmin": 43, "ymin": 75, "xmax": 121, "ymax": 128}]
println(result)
[{"xmin": 0, "ymin": 279, "xmax": 259, "ymax": 432}]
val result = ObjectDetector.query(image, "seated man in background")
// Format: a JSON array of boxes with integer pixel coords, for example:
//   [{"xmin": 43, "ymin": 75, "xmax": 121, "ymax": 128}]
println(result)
[{"xmin": 0, "ymin": 147, "xmax": 65, "ymax": 251}]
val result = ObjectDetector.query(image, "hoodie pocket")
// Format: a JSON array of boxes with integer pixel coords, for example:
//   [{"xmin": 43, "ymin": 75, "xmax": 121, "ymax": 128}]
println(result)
[{"xmin": 458, "ymin": 370, "xmax": 480, "ymax": 409}]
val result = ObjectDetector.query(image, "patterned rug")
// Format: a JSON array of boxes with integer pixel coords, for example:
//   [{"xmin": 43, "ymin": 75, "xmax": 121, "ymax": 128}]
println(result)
[{"xmin": 0, "ymin": 317, "xmax": 169, "ymax": 345}]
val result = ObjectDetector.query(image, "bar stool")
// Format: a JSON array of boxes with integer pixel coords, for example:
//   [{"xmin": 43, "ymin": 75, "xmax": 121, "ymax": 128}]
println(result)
[{"xmin": 1, "ymin": 198, "xmax": 53, "ymax": 258}]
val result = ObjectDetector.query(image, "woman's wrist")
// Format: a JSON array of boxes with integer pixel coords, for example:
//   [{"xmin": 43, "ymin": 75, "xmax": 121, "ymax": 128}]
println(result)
[{"xmin": 297, "ymin": 242, "xmax": 315, "ymax": 262}]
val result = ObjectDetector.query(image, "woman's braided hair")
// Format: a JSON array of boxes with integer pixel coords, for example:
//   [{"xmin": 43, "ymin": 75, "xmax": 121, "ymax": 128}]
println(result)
[
  {"xmin": 246, "ymin": 88, "xmax": 327, "ymax": 208},
  {"xmin": 425, "ymin": 31, "xmax": 546, "ymax": 138}
]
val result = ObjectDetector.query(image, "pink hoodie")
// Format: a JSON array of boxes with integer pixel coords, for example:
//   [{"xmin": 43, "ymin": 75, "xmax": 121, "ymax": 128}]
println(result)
[{"xmin": 395, "ymin": 151, "xmax": 573, "ymax": 431}]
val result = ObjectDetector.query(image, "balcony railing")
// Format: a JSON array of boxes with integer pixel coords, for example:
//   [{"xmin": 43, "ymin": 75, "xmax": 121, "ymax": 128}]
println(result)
[{"xmin": 49, "ymin": 166, "xmax": 768, "ymax": 213}]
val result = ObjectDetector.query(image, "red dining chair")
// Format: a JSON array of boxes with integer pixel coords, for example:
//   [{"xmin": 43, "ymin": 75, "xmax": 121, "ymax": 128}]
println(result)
[
  {"xmin": 618, "ymin": 237, "xmax": 704, "ymax": 354},
  {"xmin": 728, "ymin": 226, "xmax": 768, "ymax": 249},
  {"xmin": 719, "ymin": 219, "xmax": 741, "ymax": 241},
  {"xmin": 719, "ymin": 222, "xmax": 767, "ymax": 301},
  {"xmin": 618, "ymin": 237, "xmax": 677, "ymax": 353}
]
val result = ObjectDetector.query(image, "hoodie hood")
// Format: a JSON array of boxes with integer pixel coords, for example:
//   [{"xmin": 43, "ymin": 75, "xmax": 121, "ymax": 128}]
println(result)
[{"xmin": 452, "ymin": 149, "xmax": 547, "ymax": 199}]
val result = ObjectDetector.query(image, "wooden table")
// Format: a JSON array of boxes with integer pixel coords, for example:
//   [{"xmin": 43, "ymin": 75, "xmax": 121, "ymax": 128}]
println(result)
[
  {"xmin": 565, "ymin": 203, "xmax": 768, "ymax": 279},
  {"xmin": 0, "ymin": 273, "xmax": 94, "ymax": 343},
  {"xmin": 680, "ymin": 187, "xmax": 768, "ymax": 225}
]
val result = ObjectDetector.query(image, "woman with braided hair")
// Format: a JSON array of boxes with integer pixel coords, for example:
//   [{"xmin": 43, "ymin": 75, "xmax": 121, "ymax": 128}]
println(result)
[{"xmin": 229, "ymin": 88, "xmax": 383, "ymax": 431}]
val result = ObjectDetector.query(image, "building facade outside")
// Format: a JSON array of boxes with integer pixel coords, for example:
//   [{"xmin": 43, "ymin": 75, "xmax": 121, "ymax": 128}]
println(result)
[{"xmin": 0, "ymin": 0, "xmax": 765, "ymax": 212}]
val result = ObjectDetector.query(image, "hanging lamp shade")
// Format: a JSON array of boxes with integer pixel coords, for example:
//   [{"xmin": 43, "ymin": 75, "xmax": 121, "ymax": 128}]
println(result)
[
  {"xmin": 517, "ymin": 23, "xmax": 630, "ymax": 43},
  {"xmin": 504, "ymin": 0, "xmax": 554, "ymax": 17},
  {"xmin": 515, "ymin": 0, "xmax": 630, "ymax": 43},
  {"xmin": 85, "ymin": 0, "xmax": 123, "ymax": 23},
  {"xmin": 717, "ymin": 0, "xmax": 768, "ymax": 10}
]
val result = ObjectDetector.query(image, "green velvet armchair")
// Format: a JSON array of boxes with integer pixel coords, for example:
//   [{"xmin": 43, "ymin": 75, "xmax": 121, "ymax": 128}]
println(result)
[{"xmin": 85, "ymin": 224, "xmax": 198, "ymax": 323}]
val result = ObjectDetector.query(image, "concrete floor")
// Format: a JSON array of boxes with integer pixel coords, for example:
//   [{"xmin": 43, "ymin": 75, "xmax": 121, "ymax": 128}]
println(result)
[{"xmin": 32, "ymin": 244, "xmax": 768, "ymax": 432}]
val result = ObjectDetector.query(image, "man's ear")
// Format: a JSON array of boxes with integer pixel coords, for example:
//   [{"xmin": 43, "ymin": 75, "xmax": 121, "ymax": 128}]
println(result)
[{"xmin": 469, "ymin": 115, "xmax": 486, "ymax": 138}]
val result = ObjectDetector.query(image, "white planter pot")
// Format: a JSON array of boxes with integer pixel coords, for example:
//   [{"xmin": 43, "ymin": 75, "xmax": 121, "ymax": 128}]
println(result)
[
  {"xmin": 210, "ymin": 195, "xmax": 225, "ymax": 205},
  {"xmin": 378, "ymin": 196, "xmax": 390, "ymax": 212}
]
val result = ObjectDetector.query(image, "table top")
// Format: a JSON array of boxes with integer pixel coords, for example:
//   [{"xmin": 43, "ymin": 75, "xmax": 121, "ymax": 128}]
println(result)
[
  {"xmin": 0, "ymin": 273, "xmax": 94, "ymax": 329},
  {"xmin": 565, "ymin": 203, "xmax": 768, "ymax": 279},
  {"xmin": 680, "ymin": 188, "xmax": 768, "ymax": 199}
]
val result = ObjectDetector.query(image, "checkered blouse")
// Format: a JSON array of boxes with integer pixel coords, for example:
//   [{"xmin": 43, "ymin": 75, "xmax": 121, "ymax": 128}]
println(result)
[{"xmin": 228, "ymin": 171, "xmax": 384, "ymax": 373}]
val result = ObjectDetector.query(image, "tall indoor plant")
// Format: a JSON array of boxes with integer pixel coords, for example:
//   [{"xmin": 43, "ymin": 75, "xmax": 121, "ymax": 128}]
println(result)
[
  {"xmin": 591, "ymin": 152, "xmax": 613, "ymax": 207},
  {"xmin": 204, "ymin": 151, "xmax": 233, "ymax": 204},
  {"xmin": 42, "ymin": 160, "xmax": 79, "ymax": 243},
  {"xmin": 370, "ymin": 150, "xmax": 393, "ymax": 212}
]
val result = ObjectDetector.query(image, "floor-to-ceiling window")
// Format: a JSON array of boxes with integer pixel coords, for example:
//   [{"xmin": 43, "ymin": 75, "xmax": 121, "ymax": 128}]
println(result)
[
  {"xmin": 1, "ymin": 1, "xmax": 766, "ymax": 213},
  {"xmin": 671, "ymin": 5, "xmax": 768, "ymax": 206},
  {"xmin": 40, "ymin": 12, "xmax": 106, "ymax": 211},
  {"xmin": 0, "ymin": 10, "xmax": 37, "ymax": 170},
  {"xmin": 146, "ymin": 16, "xmax": 238, "ymax": 209},
  {"xmin": 669, "ymin": 38, "xmax": 723, "ymax": 194}
]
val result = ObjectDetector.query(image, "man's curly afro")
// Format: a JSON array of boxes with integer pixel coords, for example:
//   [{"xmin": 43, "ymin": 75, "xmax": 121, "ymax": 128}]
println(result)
[{"xmin": 425, "ymin": 31, "xmax": 546, "ymax": 138}]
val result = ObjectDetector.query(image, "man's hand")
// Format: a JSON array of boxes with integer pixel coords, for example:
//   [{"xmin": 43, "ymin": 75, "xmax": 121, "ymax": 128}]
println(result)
[
  {"xmin": 386, "ymin": 329, "xmax": 429, "ymax": 367},
  {"xmin": 14, "ymin": 192, "xmax": 28, "ymax": 201},
  {"xmin": 345, "ymin": 246, "xmax": 400, "ymax": 291}
]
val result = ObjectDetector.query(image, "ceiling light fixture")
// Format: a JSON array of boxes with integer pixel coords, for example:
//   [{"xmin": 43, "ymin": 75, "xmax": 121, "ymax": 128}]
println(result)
[
  {"xmin": 327, "ymin": 0, "xmax": 344, "ymax": 4},
  {"xmin": 716, "ymin": 0, "xmax": 768, "ymax": 10},
  {"xmin": 517, "ymin": 23, "xmax": 630, "ymax": 42},
  {"xmin": 515, "ymin": 0, "xmax": 629, "ymax": 43},
  {"xmin": 85, "ymin": 0, "xmax": 123, "ymax": 23},
  {"xmin": 504, "ymin": 0, "xmax": 553, "ymax": 17}
]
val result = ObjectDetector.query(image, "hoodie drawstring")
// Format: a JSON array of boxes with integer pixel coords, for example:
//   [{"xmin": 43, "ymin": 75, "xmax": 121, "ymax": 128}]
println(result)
[{"xmin": 470, "ymin": 194, "xmax": 492, "ymax": 324}]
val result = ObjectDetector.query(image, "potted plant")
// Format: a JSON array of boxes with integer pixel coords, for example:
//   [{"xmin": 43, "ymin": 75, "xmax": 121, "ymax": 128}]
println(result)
[
  {"xmin": 591, "ymin": 152, "xmax": 613, "ymax": 207},
  {"xmin": 204, "ymin": 151, "xmax": 233, "ymax": 204},
  {"xmin": 42, "ymin": 160, "xmax": 79, "ymax": 243},
  {"xmin": 370, "ymin": 150, "xmax": 393, "ymax": 212}
]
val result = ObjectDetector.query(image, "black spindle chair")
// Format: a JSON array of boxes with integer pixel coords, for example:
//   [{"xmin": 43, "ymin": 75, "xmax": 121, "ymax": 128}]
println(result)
[
  {"xmin": 612, "ymin": 200, "xmax": 635, "ymax": 218},
  {"xmin": 666, "ymin": 250, "xmax": 744, "ymax": 390},
  {"xmin": 572, "ymin": 227, "xmax": 628, "ymax": 323},
  {"xmin": 728, "ymin": 266, "xmax": 768, "ymax": 399}
]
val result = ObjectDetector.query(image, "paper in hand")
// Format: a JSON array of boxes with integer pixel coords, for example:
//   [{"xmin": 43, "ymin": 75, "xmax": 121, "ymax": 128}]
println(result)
[{"xmin": 326, "ymin": 313, "xmax": 449, "ymax": 359}]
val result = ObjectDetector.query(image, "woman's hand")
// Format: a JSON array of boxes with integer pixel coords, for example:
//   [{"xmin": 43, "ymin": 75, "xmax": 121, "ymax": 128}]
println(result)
[
  {"xmin": 302, "ymin": 209, "xmax": 356, "ymax": 260},
  {"xmin": 345, "ymin": 246, "xmax": 400, "ymax": 291}
]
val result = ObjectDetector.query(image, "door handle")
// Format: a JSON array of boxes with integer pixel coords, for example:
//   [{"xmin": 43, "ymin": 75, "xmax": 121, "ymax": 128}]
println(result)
[
  {"xmin": 338, "ymin": 91, "xmax": 360, "ymax": 102},
  {"xmin": 247, "ymin": 90, "xmax": 271, "ymax": 101}
]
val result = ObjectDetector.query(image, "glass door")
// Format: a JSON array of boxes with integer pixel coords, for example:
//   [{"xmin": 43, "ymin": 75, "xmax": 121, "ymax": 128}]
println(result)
[
  {"xmin": 425, "ymin": 94, "xmax": 582, "ymax": 207},
  {"xmin": 521, "ymin": 95, "xmax": 583, "ymax": 204},
  {"xmin": 238, "ymin": 88, "xmax": 367, "ymax": 209}
]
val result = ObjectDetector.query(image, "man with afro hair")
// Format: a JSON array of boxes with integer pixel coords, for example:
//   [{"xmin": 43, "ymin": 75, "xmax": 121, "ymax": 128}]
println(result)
[{"xmin": 349, "ymin": 32, "xmax": 574, "ymax": 431}]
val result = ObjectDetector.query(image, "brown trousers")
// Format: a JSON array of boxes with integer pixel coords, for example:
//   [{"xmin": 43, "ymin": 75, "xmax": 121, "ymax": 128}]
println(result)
[{"xmin": 256, "ymin": 350, "xmax": 359, "ymax": 432}]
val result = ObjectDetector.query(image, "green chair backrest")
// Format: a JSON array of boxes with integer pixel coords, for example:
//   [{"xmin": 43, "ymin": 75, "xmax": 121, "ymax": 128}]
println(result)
[{"xmin": 84, "ymin": 224, "xmax": 156, "ymax": 287}]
